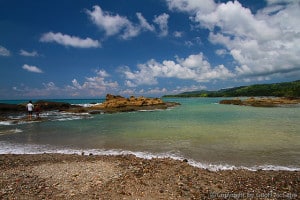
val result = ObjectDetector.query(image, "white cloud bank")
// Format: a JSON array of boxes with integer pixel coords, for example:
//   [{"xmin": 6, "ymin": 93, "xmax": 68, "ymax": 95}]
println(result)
[
  {"xmin": 165, "ymin": 0, "xmax": 300, "ymax": 81},
  {"xmin": 68, "ymin": 69, "xmax": 119, "ymax": 97},
  {"xmin": 123, "ymin": 53, "xmax": 234, "ymax": 86},
  {"xmin": 40, "ymin": 32, "xmax": 100, "ymax": 48},
  {"xmin": 22, "ymin": 64, "xmax": 43, "ymax": 73}
]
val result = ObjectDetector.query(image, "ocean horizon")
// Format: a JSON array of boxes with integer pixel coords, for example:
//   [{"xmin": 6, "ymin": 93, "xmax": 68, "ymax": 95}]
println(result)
[{"xmin": 1, "ymin": 98, "xmax": 299, "ymax": 171}]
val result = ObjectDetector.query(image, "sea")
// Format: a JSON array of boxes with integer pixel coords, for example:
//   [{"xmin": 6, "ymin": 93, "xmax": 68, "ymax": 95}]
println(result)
[{"xmin": 0, "ymin": 98, "xmax": 299, "ymax": 171}]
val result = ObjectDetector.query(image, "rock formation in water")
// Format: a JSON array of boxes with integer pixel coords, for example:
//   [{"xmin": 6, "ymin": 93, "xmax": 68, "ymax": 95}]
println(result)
[
  {"xmin": 90, "ymin": 94, "xmax": 180, "ymax": 113},
  {"xmin": 219, "ymin": 97, "xmax": 300, "ymax": 107}
]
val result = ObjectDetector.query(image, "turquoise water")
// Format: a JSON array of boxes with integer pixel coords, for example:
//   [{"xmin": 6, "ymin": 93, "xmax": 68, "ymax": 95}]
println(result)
[{"xmin": 0, "ymin": 98, "xmax": 299, "ymax": 170}]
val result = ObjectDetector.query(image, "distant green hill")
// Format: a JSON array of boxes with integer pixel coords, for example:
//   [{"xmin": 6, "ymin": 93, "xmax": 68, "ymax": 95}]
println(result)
[{"xmin": 163, "ymin": 80, "xmax": 300, "ymax": 98}]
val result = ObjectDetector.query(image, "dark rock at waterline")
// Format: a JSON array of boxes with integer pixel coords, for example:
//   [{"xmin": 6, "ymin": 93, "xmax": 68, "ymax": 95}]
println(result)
[
  {"xmin": 0, "ymin": 103, "xmax": 25, "ymax": 112},
  {"xmin": 34, "ymin": 100, "xmax": 76, "ymax": 111},
  {"xmin": 0, "ymin": 101, "xmax": 79, "ymax": 113},
  {"xmin": 219, "ymin": 99, "xmax": 242, "ymax": 105}
]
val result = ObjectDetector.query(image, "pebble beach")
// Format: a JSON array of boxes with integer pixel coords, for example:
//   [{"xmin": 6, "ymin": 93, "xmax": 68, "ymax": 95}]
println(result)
[{"xmin": 1, "ymin": 154, "xmax": 299, "ymax": 199}]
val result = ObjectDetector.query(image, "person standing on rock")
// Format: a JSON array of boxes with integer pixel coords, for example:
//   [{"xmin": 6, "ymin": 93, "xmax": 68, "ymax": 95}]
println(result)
[{"xmin": 26, "ymin": 101, "xmax": 34, "ymax": 120}]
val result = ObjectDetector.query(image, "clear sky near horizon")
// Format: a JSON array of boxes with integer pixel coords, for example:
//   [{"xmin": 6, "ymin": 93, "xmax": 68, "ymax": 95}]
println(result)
[{"xmin": 0, "ymin": 0, "xmax": 299, "ymax": 99}]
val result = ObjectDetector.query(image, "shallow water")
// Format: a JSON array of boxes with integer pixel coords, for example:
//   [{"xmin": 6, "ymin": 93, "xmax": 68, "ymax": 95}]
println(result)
[{"xmin": 1, "ymin": 98, "xmax": 299, "ymax": 170}]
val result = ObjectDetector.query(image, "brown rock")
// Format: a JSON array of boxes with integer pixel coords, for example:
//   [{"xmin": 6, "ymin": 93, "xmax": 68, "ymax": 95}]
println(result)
[
  {"xmin": 91, "ymin": 94, "xmax": 180, "ymax": 113},
  {"xmin": 220, "ymin": 97, "xmax": 300, "ymax": 107}
]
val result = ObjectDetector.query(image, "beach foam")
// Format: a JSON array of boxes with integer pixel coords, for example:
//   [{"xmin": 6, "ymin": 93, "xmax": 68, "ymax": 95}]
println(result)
[
  {"xmin": 0, "ymin": 121, "xmax": 13, "ymax": 126},
  {"xmin": 0, "ymin": 141, "xmax": 299, "ymax": 172},
  {"xmin": 72, "ymin": 103, "xmax": 102, "ymax": 108}
]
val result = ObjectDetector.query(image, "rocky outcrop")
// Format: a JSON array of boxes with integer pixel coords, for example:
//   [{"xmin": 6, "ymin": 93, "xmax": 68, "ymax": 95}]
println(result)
[
  {"xmin": 220, "ymin": 97, "xmax": 300, "ymax": 107},
  {"xmin": 0, "ymin": 96, "xmax": 180, "ymax": 118},
  {"xmin": 0, "ymin": 101, "xmax": 79, "ymax": 113},
  {"xmin": 0, "ymin": 103, "xmax": 25, "ymax": 112},
  {"xmin": 90, "ymin": 94, "xmax": 180, "ymax": 113}
]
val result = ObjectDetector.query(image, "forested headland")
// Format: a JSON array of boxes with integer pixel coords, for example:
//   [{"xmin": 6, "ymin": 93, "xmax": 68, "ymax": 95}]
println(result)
[{"xmin": 163, "ymin": 80, "xmax": 300, "ymax": 98}]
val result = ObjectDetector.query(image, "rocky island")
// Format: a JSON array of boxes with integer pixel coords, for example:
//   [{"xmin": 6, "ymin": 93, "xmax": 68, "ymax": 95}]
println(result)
[
  {"xmin": 89, "ymin": 94, "xmax": 180, "ymax": 113},
  {"xmin": 219, "ymin": 97, "xmax": 300, "ymax": 107}
]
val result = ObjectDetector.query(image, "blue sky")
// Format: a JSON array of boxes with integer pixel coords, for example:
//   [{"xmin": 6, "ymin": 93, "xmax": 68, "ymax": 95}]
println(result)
[{"xmin": 0, "ymin": 0, "xmax": 299, "ymax": 99}]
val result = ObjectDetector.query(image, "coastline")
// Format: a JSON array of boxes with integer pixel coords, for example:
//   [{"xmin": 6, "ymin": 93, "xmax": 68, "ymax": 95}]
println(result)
[{"xmin": 1, "ymin": 153, "xmax": 299, "ymax": 199}]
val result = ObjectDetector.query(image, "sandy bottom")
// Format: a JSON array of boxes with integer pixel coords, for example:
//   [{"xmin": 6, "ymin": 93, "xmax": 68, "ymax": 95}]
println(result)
[{"xmin": 0, "ymin": 154, "xmax": 299, "ymax": 199}]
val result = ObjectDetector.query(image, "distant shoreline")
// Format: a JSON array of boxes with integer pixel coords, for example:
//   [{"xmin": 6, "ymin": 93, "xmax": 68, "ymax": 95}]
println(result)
[
  {"xmin": 1, "ymin": 153, "xmax": 299, "ymax": 199},
  {"xmin": 163, "ymin": 80, "xmax": 300, "ymax": 98}
]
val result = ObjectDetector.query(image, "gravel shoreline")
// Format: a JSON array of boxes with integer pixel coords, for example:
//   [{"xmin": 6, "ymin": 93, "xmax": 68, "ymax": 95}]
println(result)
[{"xmin": 0, "ymin": 154, "xmax": 299, "ymax": 199}]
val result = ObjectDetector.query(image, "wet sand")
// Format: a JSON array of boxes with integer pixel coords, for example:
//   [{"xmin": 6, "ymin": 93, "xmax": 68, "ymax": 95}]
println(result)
[{"xmin": 0, "ymin": 154, "xmax": 299, "ymax": 199}]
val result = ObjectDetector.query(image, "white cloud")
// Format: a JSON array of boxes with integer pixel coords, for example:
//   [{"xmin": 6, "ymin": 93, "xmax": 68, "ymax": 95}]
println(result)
[
  {"xmin": 125, "ymin": 80, "xmax": 137, "ymax": 88},
  {"xmin": 11, "ymin": 82, "xmax": 60, "ymax": 98},
  {"xmin": 173, "ymin": 31, "xmax": 183, "ymax": 38},
  {"xmin": 215, "ymin": 49, "xmax": 228, "ymax": 57},
  {"xmin": 153, "ymin": 13, "xmax": 169, "ymax": 37},
  {"xmin": 40, "ymin": 32, "xmax": 100, "ymax": 48},
  {"xmin": 136, "ymin": 12, "xmax": 155, "ymax": 32},
  {"xmin": 146, "ymin": 87, "xmax": 168, "ymax": 95},
  {"xmin": 0, "ymin": 45, "xmax": 10, "ymax": 56},
  {"xmin": 19, "ymin": 49, "xmax": 39, "ymax": 57},
  {"xmin": 22, "ymin": 64, "xmax": 43, "ymax": 73},
  {"xmin": 86, "ymin": 5, "xmax": 129, "ymax": 36},
  {"xmin": 170, "ymin": 85, "xmax": 207, "ymax": 94},
  {"xmin": 85, "ymin": 5, "xmax": 174, "ymax": 39},
  {"xmin": 166, "ymin": 0, "xmax": 216, "ymax": 14},
  {"xmin": 165, "ymin": 0, "xmax": 300, "ymax": 81},
  {"xmin": 123, "ymin": 53, "xmax": 234, "ymax": 86},
  {"xmin": 43, "ymin": 82, "xmax": 58, "ymax": 90},
  {"xmin": 68, "ymin": 69, "xmax": 119, "ymax": 97},
  {"xmin": 184, "ymin": 41, "xmax": 193, "ymax": 47},
  {"xmin": 86, "ymin": 5, "xmax": 141, "ymax": 39}
]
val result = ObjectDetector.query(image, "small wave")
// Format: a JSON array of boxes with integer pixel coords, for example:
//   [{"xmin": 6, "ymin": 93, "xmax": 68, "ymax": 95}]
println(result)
[
  {"xmin": 72, "ymin": 103, "xmax": 102, "ymax": 108},
  {"xmin": 0, "ymin": 120, "xmax": 35, "ymax": 126},
  {"xmin": 0, "ymin": 121, "xmax": 13, "ymax": 126},
  {"xmin": 56, "ymin": 116, "xmax": 86, "ymax": 121},
  {"xmin": 0, "ymin": 128, "xmax": 23, "ymax": 135},
  {"xmin": 0, "ymin": 142, "xmax": 299, "ymax": 172}
]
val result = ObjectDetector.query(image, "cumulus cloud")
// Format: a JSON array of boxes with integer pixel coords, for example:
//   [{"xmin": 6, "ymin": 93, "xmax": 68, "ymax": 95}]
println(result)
[
  {"xmin": 40, "ymin": 32, "xmax": 100, "ymax": 48},
  {"xmin": 22, "ymin": 64, "xmax": 43, "ymax": 73},
  {"xmin": 123, "ymin": 53, "xmax": 234, "ymax": 86},
  {"xmin": 0, "ymin": 45, "xmax": 10, "ymax": 56},
  {"xmin": 165, "ymin": 0, "xmax": 300, "ymax": 81},
  {"xmin": 153, "ymin": 13, "xmax": 169, "ymax": 37},
  {"xmin": 19, "ymin": 49, "xmax": 39, "ymax": 57}
]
